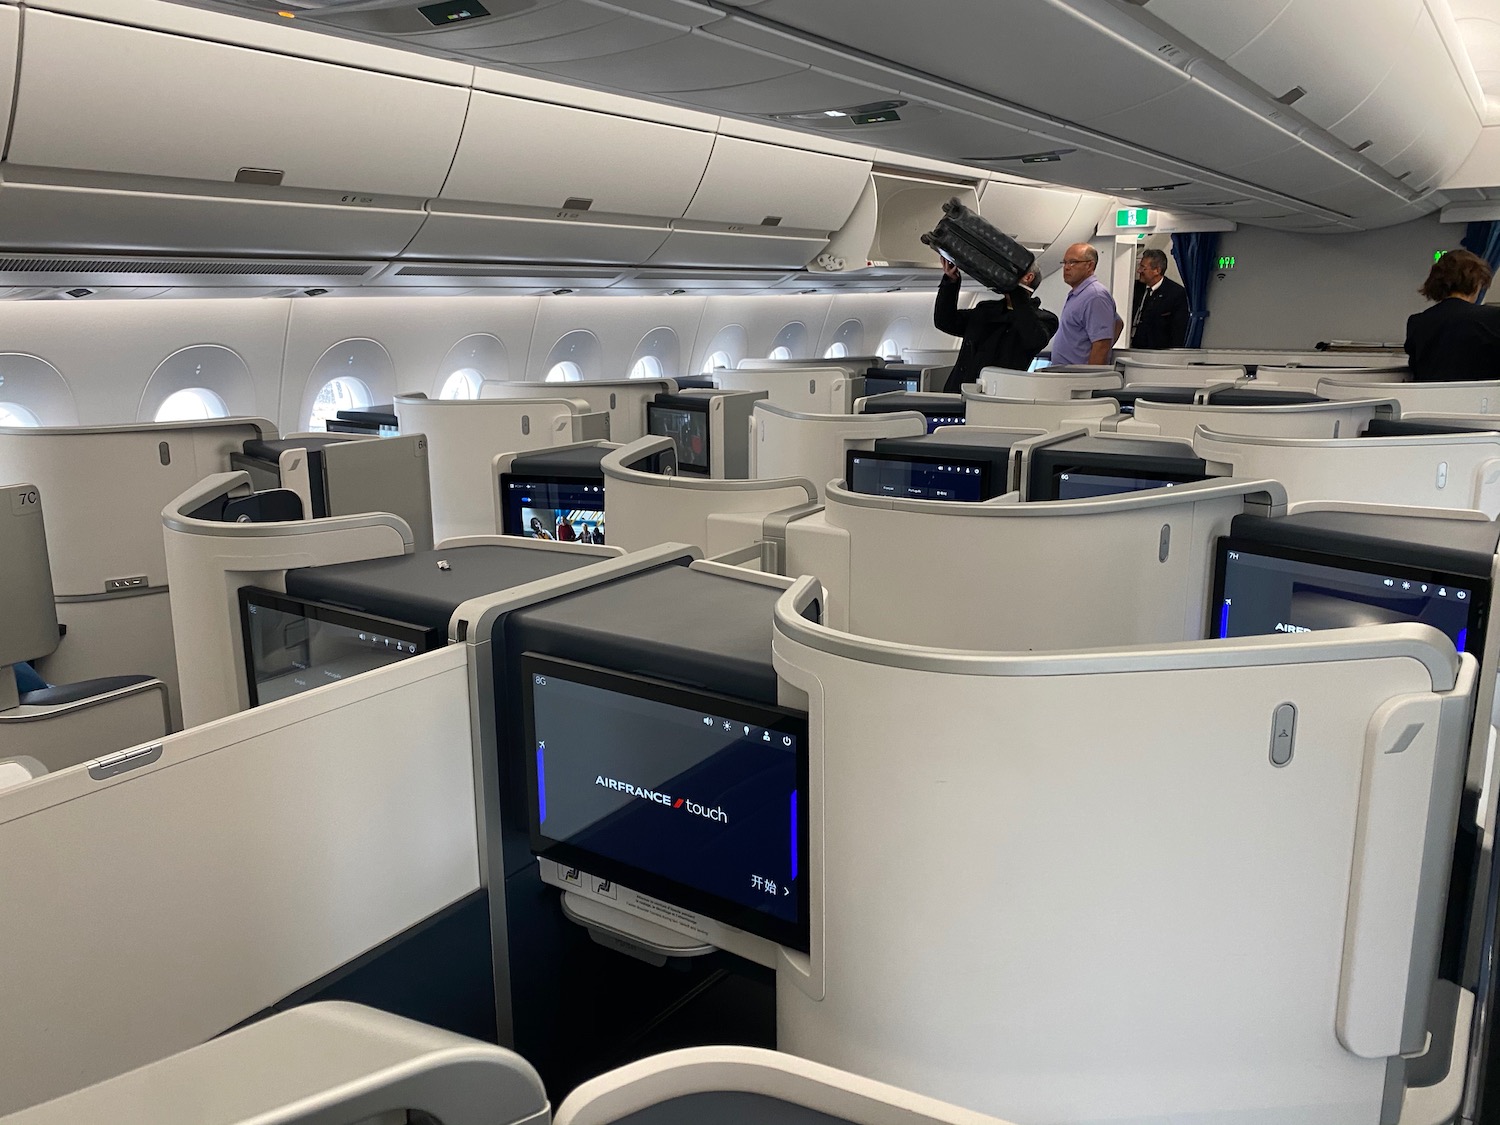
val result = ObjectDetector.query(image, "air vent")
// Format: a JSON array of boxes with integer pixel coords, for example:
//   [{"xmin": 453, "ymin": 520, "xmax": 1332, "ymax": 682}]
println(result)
[
  {"xmin": 562, "ymin": 197, "xmax": 593, "ymax": 211},
  {"xmin": 235, "ymin": 167, "xmax": 285, "ymax": 186},
  {"xmin": 1352, "ymin": 140, "xmax": 1374, "ymax": 153},
  {"xmin": 963, "ymin": 149, "xmax": 1075, "ymax": 165},
  {"xmin": 0, "ymin": 258, "xmax": 371, "ymax": 276},
  {"xmin": 1139, "ymin": 182, "xmax": 1190, "ymax": 192},
  {"xmin": 1276, "ymin": 86, "xmax": 1307, "ymax": 106},
  {"xmin": 761, "ymin": 216, "xmax": 783, "ymax": 227}
]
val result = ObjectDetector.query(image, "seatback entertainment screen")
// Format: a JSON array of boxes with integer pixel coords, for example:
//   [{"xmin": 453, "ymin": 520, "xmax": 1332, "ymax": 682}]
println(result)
[
  {"xmin": 524, "ymin": 654, "xmax": 809, "ymax": 951},
  {"xmin": 924, "ymin": 412, "xmax": 966, "ymax": 433},
  {"xmin": 846, "ymin": 451, "xmax": 991, "ymax": 501},
  {"xmin": 1050, "ymin": 468, "xmax": 1204, "ymax": 500},
  {"xmin": 1209, "ymin": 538, "xmax": 1486, "ymax": 654},
  {"xmin": 500, "ymin": 475, "xmax": 605, "ymax": 545},
  {"xmin": 647, "ymin": 403, "xmax": 709, "ymax": 475},
  {"xmin": 239, "ymin": 588, "xmax": 441, "ymax": 706}
]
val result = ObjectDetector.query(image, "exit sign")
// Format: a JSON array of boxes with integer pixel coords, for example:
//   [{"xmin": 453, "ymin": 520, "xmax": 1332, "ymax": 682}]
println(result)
[{"xmin": 1117, "ymin": 208, "xmax": 1152, "ymax": 228}]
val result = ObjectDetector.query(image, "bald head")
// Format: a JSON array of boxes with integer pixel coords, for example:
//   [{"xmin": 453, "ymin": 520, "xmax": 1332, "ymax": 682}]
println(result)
[{"xmin": 1061, "ymin": 242, "xmax": 1098, "ymax": 290}]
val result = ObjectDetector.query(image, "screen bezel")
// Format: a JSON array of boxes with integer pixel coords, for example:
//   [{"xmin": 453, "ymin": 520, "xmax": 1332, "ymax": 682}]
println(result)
[
  {"xmin": 844, "ymin": 448, "xmax": 996, "ymax": 501},
  {"xmin": 646, "ymin": 400, "xmax": 711, "ymax": 475},
  {"xmin": 1207, "ymin": 535, "xmax": 1490, "ymax": 654},
  {"xmin": 1028, "ymin": 447, "xmax": 1207, "ymax": 501},
  {"xmin": 499, "ymin": 472, "xmax": 606, "ymax": 540},
  {"xmin": 237, "ymin": 586, "xmax": 443, "ymax": 707},
  {"xmin": 522, "ymin": 652, "xmax": 811, "ymax": 952}
]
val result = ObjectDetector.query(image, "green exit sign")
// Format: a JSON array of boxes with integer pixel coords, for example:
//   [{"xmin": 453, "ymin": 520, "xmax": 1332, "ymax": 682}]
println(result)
[
  {"xmin": 1216, "ymin": 255, "xmax": 1236, "ymax": 270},
  {"xmin": 1117, "ymin": 208, "xmax": 1152, "ymax": 228}
]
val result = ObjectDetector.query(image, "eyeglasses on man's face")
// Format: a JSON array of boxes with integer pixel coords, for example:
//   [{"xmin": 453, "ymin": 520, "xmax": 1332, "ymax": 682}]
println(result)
[{"xmin": 1062, "ymin": 258, "xmax": 1092, "ymax": 267}]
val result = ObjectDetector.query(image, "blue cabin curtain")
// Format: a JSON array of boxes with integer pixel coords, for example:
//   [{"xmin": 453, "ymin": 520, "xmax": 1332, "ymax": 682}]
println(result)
[
  {"xmin": 1461, "ymin": 220, "xmax": 1500, "ymax": 303},
  {"xmin": 1170, "ymin": 232, "xmax": 1219, "ymax": 348}
]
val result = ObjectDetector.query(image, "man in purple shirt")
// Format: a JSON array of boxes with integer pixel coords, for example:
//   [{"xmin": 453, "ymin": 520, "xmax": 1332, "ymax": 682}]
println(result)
[{"xmin": 1049, "ymin": 243, "xmax": 1122, "ymax": 366}]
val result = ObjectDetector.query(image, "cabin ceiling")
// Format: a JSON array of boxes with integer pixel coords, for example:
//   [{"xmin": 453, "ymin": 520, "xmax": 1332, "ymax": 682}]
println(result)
[{"xmin": 173, "ymin": 0, "xmax": 1495, "ymax": 233}]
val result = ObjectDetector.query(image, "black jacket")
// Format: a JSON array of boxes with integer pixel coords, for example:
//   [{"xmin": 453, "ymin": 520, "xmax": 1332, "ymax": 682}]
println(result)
[
  {"xmin": 934, "ymin": 276, "xmax": 1059, "ymax": 393},
  {"xmin": 1129, "ymin": 277, "xmax": 1190, "ymax": 350},
  {"xmin": 1405, "ymin": 298, "xmax": 1500, "ymax": 381}
]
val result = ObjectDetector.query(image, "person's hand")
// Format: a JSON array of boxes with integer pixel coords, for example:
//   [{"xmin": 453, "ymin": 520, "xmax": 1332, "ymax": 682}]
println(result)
[{"xmin": 941, "ymin": 259, "xmax": 961, "ymax": 282}]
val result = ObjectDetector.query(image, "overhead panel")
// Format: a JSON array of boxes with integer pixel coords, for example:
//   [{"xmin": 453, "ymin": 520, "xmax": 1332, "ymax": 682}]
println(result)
[
  {"xmin": 467, "ymin": 16, "xmax": 684, "ymax": 67},
  {"xmin": 540, "ymin": 31, "xmax": 803, "ymax": 93},
  {"xmin": 977, "ymin": 181, "xmax": 1080, "ymax": 249},
  {"xmin": 685, "ymin": 136, "xmax": 870, "ymax": 229},
  {"xmin": 1131, "ymin": 0, "xmax": 1297, "ymax": 58},
  {"xmin": 3, "ymin": 9, "xmax": 467, "ymax": 258},
  {"xmin": 1222, "ymin": 0, "xmax": 1419, "ymax": 130},
  {"xmin": 733, "ymin": 0, "xmax": 1190, "ymax": 129},
  {"xmin": 1325, "ymin": 6, "xmax": 1428, "ymax": 164},
  {"xmin": 438, "ymin": 92, "xmax": 715, "ymax": 215},
  {"xmin": 405, "ymin": 202, "xmax": 673, "ymax": 265},
  {"xmin": 662, "ymin": 66, "xmax": 899, "ymax": 117}
]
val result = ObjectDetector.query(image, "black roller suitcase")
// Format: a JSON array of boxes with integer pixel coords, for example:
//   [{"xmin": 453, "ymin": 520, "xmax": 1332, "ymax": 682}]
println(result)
[{"xmin": 921, "ymin": 197, "xmax": 1035, "ymax": 294}]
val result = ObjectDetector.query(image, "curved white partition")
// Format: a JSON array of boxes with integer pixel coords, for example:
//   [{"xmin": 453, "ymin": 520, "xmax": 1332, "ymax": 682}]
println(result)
[
  {"xmin": 962, "ymin": 389, "xmax": 1119, "ymax": 431},
  {"xmin": 1318, "ymin": 378, "xmax": 1500, "ymax": 417},
  {"xmin": 396, "ymin": 394, "xmax": 607, "ymax": 541},
  {"xmin": 773, "ymin": 578, "xmax": 1473, "ymax": 1125},
  {"xmin": 976, "ymin": 366, "xmax": 1123, "ymax": 401},
  {"xmin": 1116, "ymin": 360, "xmax": 1246, "ymax": 385},
  {"xmin": 1250, "ymin": 366, "xmax": 1407, "ymax": 391},
  {"xmin": 749, "ymin": 402, "xmax": 927, "ymax": 501},
  {"xmin": 0, "ymin": 417, "xmax": 275, "ymax": 724},
  {"xmin": 716, "ymin": 366, "xmax": 862, "ymax": 415},
  {"xmin": 1120, "ymin": 397, "xmax": 1395, "ymax": 441},
  {"xmin": 477, "ymin": 377, "xmax": 674, "ymax": 444},
  {"xmin": 1122, "ymin": 348, "xmax": 1408, "ymax": 371},
  {"xmin": 784, "ymin": 476, "xmax": 1284, "ymax": 648},
  {"xmin": 602, "ymin": 437, "xmax": 819, "ymax": 558},
  {"xmin": 1194, "ymin": 426, "xmax": 1500, "ymax": 517},
  {"xmin": 162, "ymin": 473, "xmax": 413, "ymax": 727}
]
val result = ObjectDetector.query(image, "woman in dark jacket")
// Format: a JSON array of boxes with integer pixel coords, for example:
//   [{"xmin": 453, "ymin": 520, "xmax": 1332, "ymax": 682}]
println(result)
[{"xmin": 1405, "ymin": 249, "xmax": 1500, "ymax": 381}]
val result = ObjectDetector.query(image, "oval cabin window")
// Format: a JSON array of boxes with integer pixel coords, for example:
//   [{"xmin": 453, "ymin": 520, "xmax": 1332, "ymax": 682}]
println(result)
[
  {"xmin": 768, "ymin": 346, "xmax": 792, "ymax": 361},
  {"xmin": 823, "ymin": 342, "xmax": 849, "ymax": 359},
  {"xmin": 154, "ymin": 388, "xmax": 228, "ymax": 422},
  {"xmin": 630, "ymin": 356, "xmax": 665, "ymax": 380},
  {"xmin": 440, "ymin": 368, "xmax": 482, "ymax": 400},
  {"xmin": 0, "ymin": 402, "xmax": 41, "ymax": 427},
  {"xmin": 702, "ymin": 350, "xmax": 732, "ymax": 373},
  {"xmin": 547, "ymin": 362, "xmax": 584, "ymax": 383},
  {"xmin": 309, "ymin": 377, "xmax": 374, "ymax": 430}
]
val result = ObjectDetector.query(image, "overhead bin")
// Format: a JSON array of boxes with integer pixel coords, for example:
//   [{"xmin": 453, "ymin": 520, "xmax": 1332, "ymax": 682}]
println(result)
[
  {"xmin": 868, "ymin": 174, "xmax": 979, "ymax": 267},
  {"xmin": 406, "ymin": 202, "xmax": 674, "ymax": 266},
  {"xmin": 977, "ymin": 181, "xmax": 1082, "ymax": 250},
  {"xmin": 0, "ymin": 7, "xmax": 15, "ymax": 138},
  {"xmin": 648, "ymin": 222, "xmax": 834, "ymax": 269},
  {"xmin": 0, "ymin": 8, "xmax": 469, "ymax": 257},
  {"xmin": 685, "ymin": 135, "xmax": 871, "ymax": 231}
]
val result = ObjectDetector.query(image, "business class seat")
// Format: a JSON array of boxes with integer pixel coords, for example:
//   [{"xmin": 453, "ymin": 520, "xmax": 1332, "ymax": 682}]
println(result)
[
  {"xmin": 961, "ymin": 387, "xmax": 1119, "ymax": 430},
  {"xmin": 716, "ymin": 365, "xmax": 864, "ymax": 414},
  {"xmin": 477, "ymin": 377, "xmax": 675, "ymax": 444},
  {"xmin": 1116, "ymin": 358, "xmax": 1247, "ymax": 385},
  {"xmin": 0, "ymin": 416, "xmax": 277, "ymax": 727},
  {"xmin": 395, "ymin": 393, "xmax": 609, "ymax": 541},
  {"xmin": 555, "ymin": 1046, "xmax": 1016, "ymax": 1125},
  {"xmin": 749, "ymin": 401, "xmax": 927, "ymax": 501},
  {"xmin": 602, "ymin": 437, "xmax": 819, "ymax": 558},
  {"xmin": 784, "ymin": 474, "xmax": 1282, "ymax": 648},
  {"xmin": 0, "ymin": 481, "xmax": 169, "ymax": 775},
  {"xmin": 0, "ymin": 1002, "xmax": 548, "ymax": 1125},
  {"xmin": 975, "ymin": 365, "xmax": 1122, "ymax": 401},
  {"xmin": 162, "ymin": 472, "xmax": 417, "ymax": 726},
  {"xmin": 1116, "ymin": 396, "xmax": 1396, "ymax": 441},
  {"xmin": 771, "ymin": 576, "xmax": 1475, "ymax": 1125},
  {"xmin": 1318, "ymin": 377, "xmax": 1500, "ymax": 417},
  {"xmin": 1250, "ymin": 365, "xmax": 1406, "ymax": 391},
  {"xmin": 1194, "ymin": 426, "xmax": 1500, "ymax": 516}
]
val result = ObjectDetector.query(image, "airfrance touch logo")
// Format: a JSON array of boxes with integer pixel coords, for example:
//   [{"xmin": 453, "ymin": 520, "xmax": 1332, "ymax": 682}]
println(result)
[{"xmin": 595, "ymin": 775, "xmax": 729, "ymax": 823}]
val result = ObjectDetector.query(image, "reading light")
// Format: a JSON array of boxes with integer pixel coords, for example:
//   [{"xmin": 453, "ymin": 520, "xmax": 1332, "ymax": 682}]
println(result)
[{"xmin": 276, "ymin": 10, "xmax": 295, "ymax": 17}]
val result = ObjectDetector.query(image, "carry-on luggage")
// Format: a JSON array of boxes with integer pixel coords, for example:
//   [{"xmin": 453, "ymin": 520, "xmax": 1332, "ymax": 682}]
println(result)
[{"xmin": 920, "ymin": 197, "xmax": 1035, "ymax": 294}]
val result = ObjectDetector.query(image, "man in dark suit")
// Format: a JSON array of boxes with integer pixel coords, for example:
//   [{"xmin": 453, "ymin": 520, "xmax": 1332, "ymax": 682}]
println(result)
[
  {"xmin": 934, "ymin": 259, "xmax": 1059, "ymax": 394},
  {"xmin": 1128, "ymin": 248, "xmax": 1190, "ymax": 350},
  {"xmin": 1405, "ymin": 249, "xmax": 1500, "ymax": 381}
]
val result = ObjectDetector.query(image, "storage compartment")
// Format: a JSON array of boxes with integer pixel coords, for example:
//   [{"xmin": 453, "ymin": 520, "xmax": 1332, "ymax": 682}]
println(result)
[
  {"xmin": 2, "ymin": 8, "xmax": 468, "ymax": 258},
  {"xmin": 0, "ymin": 6, "xmax": 17, "ymax": 143},
  {"xmin": 438, "ymin": 91, "xmax": 715, "ymax": 215},
  {"xmin": 868, "ymin": 173, "xmax": 979, "ymax": 267},
  {"xmin": 977, "ymin": 180, "xmax": 1084, "ymax": 251},
  {"xmin": 405, "ymin": 203, "xmax": 672, "ymax": 265},
  {"xmin": 648, "ymin": 224, "xmax": 832, "ymax": 269},
  {"xmin": 10, "ymin": 11, "xmax": 468, "ymax": 196},
  {"xmin": 685, "ymin": 135, "xmax": 872, "ymax": 231}
]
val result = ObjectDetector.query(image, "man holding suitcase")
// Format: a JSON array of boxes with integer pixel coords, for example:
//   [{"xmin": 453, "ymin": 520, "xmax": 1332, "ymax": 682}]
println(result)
[{"xmin": 934, "ymin": 259, "xmax": 1059, "ymax": 394}]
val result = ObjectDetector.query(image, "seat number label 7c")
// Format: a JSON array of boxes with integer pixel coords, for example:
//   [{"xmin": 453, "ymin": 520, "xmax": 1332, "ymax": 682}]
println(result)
[{"xmin": 11, "ymin": 488, "xmax": 39, "ymax": 515}]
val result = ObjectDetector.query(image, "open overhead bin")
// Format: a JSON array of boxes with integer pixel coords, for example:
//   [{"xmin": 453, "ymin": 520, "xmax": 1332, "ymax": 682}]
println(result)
[{"xmin": 0, "ymin": 5, "xmax": 471, "ymax": 258}]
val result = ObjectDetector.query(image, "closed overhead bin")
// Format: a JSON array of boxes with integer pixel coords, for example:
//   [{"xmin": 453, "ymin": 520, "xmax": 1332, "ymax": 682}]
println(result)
[
  {"xmin": 0, "ymin": 7, "xmax": 471, "ymax": 257},
  {"xmin": 0, "ymin": 6, "xmax": 15, "ymax": 142}
]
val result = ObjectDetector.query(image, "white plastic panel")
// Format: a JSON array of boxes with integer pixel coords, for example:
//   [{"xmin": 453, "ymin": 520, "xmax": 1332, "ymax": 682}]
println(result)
[
  {"xmin": 439, "ymin": 92, "xmax": 715, "ymax": 216},
  {"xmin": 648, "ymin": 226, "xmax": 831, "ymax": 270},
  {"xmin": 1224, "ymin": 0, "xmax": 1420, "ymax": 130},
  {"xmin": 977, "ymin": 182, "xmax": 1084, "ymax": 249},
  {"xmin": 0, "ymin": 6, "xmax": 16, "ymax": 146},
  {"xmin": 1374, "ymin": 10, "xmax": 1486, "ymax": 190},
  {"xmin": 0, "ymin": 173, "xmax": 427, "ymax": 258},
  {"xmin": 1135, "ymin": 0, "xmax": 1298, "ymax": 58},
  {"xmin": 684, "ymin": 136, "xmax": 872, "ymax": 231},
  {"xmin": 540, "ymin": 31, "xmax": 805, "ymax": 94},
  {"xmin": 10, "ymin": 11, "xmax": 468, "ymax": 197},
  {"xmin": 406, "ymin": 206, "xmax": 672, "ymax": 266}
]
